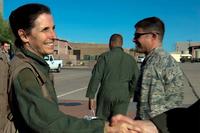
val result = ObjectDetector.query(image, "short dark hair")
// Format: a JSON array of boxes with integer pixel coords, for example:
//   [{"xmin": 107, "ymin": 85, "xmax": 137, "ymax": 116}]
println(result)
[
  {"xmin": 0, "ymin": 40, "xmax": 10, "ymax": 46},
  {"xmin": 9, "ymin": 3, "xmax": 51, "ymax": 48},
  {"xmin": 109, "ymin": 34, "xmax": 123, "ymax": 46},
  {"xmin": 135, "ymin": 17, "xmax": 165, "ymax": 41}
]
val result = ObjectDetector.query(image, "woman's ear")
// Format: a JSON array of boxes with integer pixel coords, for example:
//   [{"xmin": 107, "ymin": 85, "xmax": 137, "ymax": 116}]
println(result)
[{"xmin": 18, "ymin": 29, "xmax": 29, "ymax": 43}]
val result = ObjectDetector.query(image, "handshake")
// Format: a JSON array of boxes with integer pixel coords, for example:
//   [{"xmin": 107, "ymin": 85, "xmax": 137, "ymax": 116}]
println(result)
[
  {"xmin": 105, "ymin": 114, "xmax": 158, "ymax": 133},
  {"xmin": 105, "ymin": 98, "xmax": 199, "ymax": 133}
]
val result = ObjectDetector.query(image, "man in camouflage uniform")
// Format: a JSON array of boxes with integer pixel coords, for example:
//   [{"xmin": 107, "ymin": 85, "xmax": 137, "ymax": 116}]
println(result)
[{"xmin": 133, "ymin": 17, "xmax": 184, "ymax": 120}]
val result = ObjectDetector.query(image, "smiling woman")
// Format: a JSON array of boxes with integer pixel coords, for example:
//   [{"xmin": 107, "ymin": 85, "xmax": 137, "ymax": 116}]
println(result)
[
  {"xmin": 18, "ymin": 13, "xmax": 56, "ymax": 57},
  {"xmin": 7, "ymin": 3, "xmax": 109, "ymax": 133}
]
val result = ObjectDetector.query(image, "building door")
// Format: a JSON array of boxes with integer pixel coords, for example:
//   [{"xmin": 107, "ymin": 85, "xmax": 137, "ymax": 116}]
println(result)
[{"xmin": 73, "ymin": 50, "xmax": 80, "ymax": 60}]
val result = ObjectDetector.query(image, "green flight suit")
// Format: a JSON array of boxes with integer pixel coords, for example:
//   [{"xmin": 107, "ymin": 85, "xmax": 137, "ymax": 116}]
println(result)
[
  {"xmin": 11, "ymin": 48, "xmax": 104, "ymax": 133},
  {"xmin": 86, "ymin": 47, "xmax": 139, "ymax": 120}
]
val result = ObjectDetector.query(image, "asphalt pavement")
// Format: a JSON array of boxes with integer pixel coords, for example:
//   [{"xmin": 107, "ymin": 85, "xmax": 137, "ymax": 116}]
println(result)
[{"xmin": 57, "ymin": 62, "xmax": 200, "ymax": 118}]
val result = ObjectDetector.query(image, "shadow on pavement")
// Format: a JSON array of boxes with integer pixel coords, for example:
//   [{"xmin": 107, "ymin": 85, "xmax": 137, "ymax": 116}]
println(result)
[{"xmin": 59, "ymin": 102, "xmax": 82, "ymax": 106}]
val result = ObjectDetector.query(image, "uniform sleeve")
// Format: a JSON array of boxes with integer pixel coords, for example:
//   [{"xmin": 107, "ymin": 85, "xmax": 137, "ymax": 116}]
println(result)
[
  {"xmin": 0, "ymin": 56, "xmax": 5, "ymax": 92},
  {"xmin": 0, "ymin": 54, "xmax": 9, "ymax": 126},
  {"xmin": 14, "ymin": 68, "xmax": 105, "ymax": 133},
  {"xmin": 0, "ymin": 53, "xmax": 8, "ymax": 93},
  {"xmin": 162, "ymin": 57, "xmax": 184, "ymax": 107},
  {"xmin": 149, "ymin": 56, "xmax": 184, "ymax": 117},
  {"xmin": 86, "ymin": 55, "xmax": 106, "ymax": 99}
]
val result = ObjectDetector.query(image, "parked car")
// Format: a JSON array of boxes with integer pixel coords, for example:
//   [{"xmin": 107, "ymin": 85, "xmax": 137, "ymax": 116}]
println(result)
[
  {"xmin": 180, "ymin": 54, "xmax": 192, "ymax": 63},
  {"xmin": 44, "ymin": 55, "xmax": 63, "ymax": 72},
  {"xmin": 137, "ymin": 55, "xmax": 145, "ymax": 63}
]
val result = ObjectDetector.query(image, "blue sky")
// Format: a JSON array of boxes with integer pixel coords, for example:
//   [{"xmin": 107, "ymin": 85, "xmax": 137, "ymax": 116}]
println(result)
[{"xmin": 3, "ymin": 0, "xmax": 200, "ymax": 52}]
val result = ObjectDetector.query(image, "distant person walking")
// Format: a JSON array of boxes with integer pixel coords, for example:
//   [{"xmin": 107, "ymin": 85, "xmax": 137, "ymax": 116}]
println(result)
[
  {"xmin": 86, "ymin": 34, "xmax": 139, "ymax": 121},
  {"xmin": 0, "ymin": 40, "xmax": 11, "ymax": 61},
  {"xmin": 133, "ymin": 17, "xmax": 184, "ymax": 120},
  {"xmin": 0, "ymin": 40, "xmax": 10, "ymax": 132}
]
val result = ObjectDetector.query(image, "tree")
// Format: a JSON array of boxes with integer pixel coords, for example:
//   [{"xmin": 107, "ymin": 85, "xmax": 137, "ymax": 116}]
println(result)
[{"xmin": 0, "ymin": 13, "xmax": 14, "ymax": 43}]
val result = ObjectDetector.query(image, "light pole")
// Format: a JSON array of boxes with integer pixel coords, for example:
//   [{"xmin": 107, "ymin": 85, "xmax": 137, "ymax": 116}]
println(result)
[
  {"xmin": 187, "ymin": 40, "xmax": 191, "ymax": 47},
  {"xmin": 187, "ymin": 40, "xmax": 194, "ymax": 59}
]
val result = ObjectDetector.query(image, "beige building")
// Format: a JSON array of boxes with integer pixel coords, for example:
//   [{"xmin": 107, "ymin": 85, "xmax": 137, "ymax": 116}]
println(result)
[
  {"xmin": 69, "ymin": 42, "xmax": 137, "ymax": 60},
  {"xmin": 70, "ymin": 42, "xmax": 109, "ymax": 60},
  {"xmin": 53, "ymin": 39, "xmax": 73, "ymax": 64},
  {"xmin": 53, "ymin": 40, "xmax": 137, "ymax": 66},
  {"xmin": 176, "ymin": 42, "xmax": 200, "ymax": 59}
]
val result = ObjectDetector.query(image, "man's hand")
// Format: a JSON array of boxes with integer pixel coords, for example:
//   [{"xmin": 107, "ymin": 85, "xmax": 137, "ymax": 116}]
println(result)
[
  {"xmin": 111, "ymin": 114, "xmax": 158, "ymax": 133},
  {"xmin": 104, "ymin": 122, "xmax": 136, "ymax": 133}
]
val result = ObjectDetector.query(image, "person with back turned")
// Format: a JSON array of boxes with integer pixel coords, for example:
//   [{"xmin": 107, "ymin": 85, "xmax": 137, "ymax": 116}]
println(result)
[
  {"xmin": 86, "ymin": 34, "xmax": 139, "ymax": 121},
  {"xmin": 0, "ymin": 40, "xmax": 11, "ymax": 132}
]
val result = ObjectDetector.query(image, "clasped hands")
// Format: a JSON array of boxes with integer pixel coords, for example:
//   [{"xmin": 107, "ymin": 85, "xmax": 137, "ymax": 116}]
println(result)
[{"xmin": 105, "ymin": 114, "xmax": 158, "ymax": 133}]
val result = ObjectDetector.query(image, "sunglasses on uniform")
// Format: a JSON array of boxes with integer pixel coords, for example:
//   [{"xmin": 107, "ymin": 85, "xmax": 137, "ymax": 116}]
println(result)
[{"xmin": 134, "ymin": 32, "xmax": 159, "ymax": 39}]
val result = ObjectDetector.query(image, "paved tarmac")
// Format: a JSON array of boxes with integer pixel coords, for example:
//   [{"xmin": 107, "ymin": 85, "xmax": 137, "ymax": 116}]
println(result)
[{"xmin": 58, "ymin": 63, "xmax": 200, "ymax": 119}]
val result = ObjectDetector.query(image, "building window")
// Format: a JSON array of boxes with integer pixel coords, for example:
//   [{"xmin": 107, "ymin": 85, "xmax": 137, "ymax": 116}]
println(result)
[
  {"xmin": 83, "ymin": 55, "xmax": 90, "ymax": 60},
  {"xmin": 73, "ymin": 50, "xmax": 81, "ymax": 60},
  {"xmin": 54, "ymin": 50, "xmax": 58, "ymax": 54}
]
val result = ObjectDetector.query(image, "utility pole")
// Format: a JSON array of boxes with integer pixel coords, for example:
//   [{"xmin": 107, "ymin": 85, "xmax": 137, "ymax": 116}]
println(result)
[
  {"xmin": 187, "ymin": 40, "xmax": 194, "ymax": 59},
  {"xmin": 187, "ymin": 40, "xmax": 191, "ymax": 47}
]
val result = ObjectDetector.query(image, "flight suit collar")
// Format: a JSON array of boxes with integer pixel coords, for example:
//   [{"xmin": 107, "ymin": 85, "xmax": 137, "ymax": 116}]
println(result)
[
  {"xmin": 20, "ymin": 48, "xmax": 49, "ymax": 68},
  {"xmin": 110, "ymin": 46, "xmax": 123, "ymax": 51}
]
